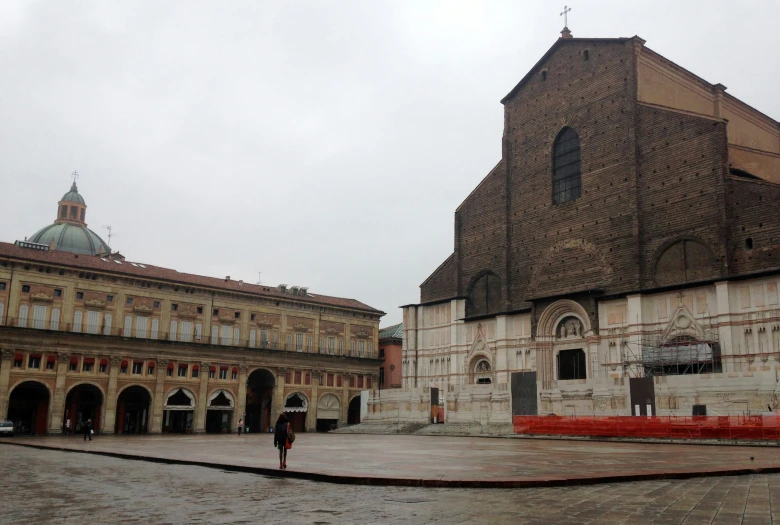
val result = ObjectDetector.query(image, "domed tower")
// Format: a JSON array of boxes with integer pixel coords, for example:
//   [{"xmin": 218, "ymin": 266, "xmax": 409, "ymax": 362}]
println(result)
[{"xmin": 28, "ymin": 181, "xmax": 111, "ymax": 256}]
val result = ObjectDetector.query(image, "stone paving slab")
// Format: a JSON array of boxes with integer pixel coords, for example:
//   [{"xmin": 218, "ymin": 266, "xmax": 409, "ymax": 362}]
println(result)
[
  {"xmin": 3, "ymin": 433, "xmax": 780, "ymax": 488},
  {"xmin": 5, "ymin": 446, "xmax": 780, "ymax": 525}
]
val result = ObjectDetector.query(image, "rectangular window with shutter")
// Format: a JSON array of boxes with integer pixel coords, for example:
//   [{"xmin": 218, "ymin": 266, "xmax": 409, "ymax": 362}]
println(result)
[
  {"xmin": 249, "ymin": 330, "xmax": 256, "ymax": 348},
  {"xmin": 136, "ymin": 316, "xmax": 148, "ymax": 338},
  {"xmin": 320, "ymin": 337, "xmax": 326, "ymax": 353},
  {"xmin": 260, "ymin": 330, "xmax": 269, "ymax": 348},
  {"xmin": 195, "ymin": 323, "xmax": 202, "ymax": 342},
  {"xmin": 328, "ymin": 337, "xmax": 335, "ymax": 355},
  {"xmin": 170, "ymin": 320, "xmax": 177, "ymax": 341},
  {"xmin": 286, "ymin": 334, "xmax": 293, "ymax": 350},
  {"xmin": 359, "ymin": 341, "xmax": 365, "ymax": 357},
  {"xmin": 32, "ymin": 305, "xmax": 47, "ymax": 330},
  {"xmin": 327, "ymin": 373, "xmax": 334, "ymax": 387},
  {"xmin": 294, "ymin": 371, "xmax": 301, "ymax": 384},
  {"xmin": 124, "ymin": 316, "xmax": 133, "ymax": 337},
  {"xmin": 103, "ymin": 314, "xmax": 112, "ymax": 335},
  {"xmin": 84, "ymin": 310, "xmax": 98, "ymax": 334},
  {"xmin": 221, "ymin": 325, "xmax": 231, "ymax": 345},
  {"xmin": 19, "ymin": 305, "xmax": 29, "ymax": 328},
  {"xmin": 50, "ymin": 308, "xmax": 60, "ymax": 331},
  {"xmin": 307, "ymin": 336, "xmax": 312, "ymax": 352},
  {"xmin": 233, "ymin": 327, "xmax": 240, "ymax": 345},
  {"xmin": 150, "ymin": 318, "xmax": 159, "ymax": 339},
  {"xmin": 211, "ymin": 325, "xmax": 218, "ymax": 345},
  {"xmin": 339, "ymin": 338, "xmax": 344, "ymax": 355},
  {"xmin": 350, "ymin": 340, "xmax": 355, "ymax": 356},
  {"xmin": 295, "ymin": 333, "xmax": 304, "ymax": 352},
  {"xmin": 72, "ymin": 310, "xmax": 82, "ymax": 332},
  {"xmin": 180, "ymin": 321, "xmax": 192, "ymax": 342}
]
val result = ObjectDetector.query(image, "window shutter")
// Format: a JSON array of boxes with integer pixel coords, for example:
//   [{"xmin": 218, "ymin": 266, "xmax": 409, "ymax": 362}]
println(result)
[
  {"xmin": 221, "ymin": 325, "xmax": 231, "ymax": 345},
  {"xmin": 18, "ymin": 305, "xmax": 29, "ymax": 328},
  {"xmin": 249, "ymin": 330, "xmax": 256, "ymax": 348},
  {"xmin": 0, "ymin": 302, "xmax": 4, "ymax": 326},
  {"xmin": 233, "ymin": 327, "xmax": 240, "ymax": 345},
  {"xmin": 32, "ymin": 305, "xmax": 47, "ymax": 330},
  {"xmin": 103, "ymin": 313, "xmax": 113, "ymax": 335},
  {"xmin": 124, "ymin": 315, "xmax": 133, "ymax": 337},
  {"xmin": 211, "ymin": 325, "xmax": 218, "ymax": 344},
  {"xmin": 72, "ymin": 310, "xmax": 82, "ymax": 332},
  {"xmin": 150, "ymin": 318, "xmax": 159, "ymax": 339},
  {"xmin": 50, "ymin": 308, "xmax": 60, "ymax": 331},
  {"xmin": 136, "ymin": 316, "xmax": 148, "ymax": 338},
  {"xmin": 87, "ymin": 310, "xmax": 100, "ymax": 334},
  {"xmin": 170, "ymin": 320, "xmax": 178, "ymax": 341},
  {"xmin": 195, "ymin": 323, "xmax": 202, "ymax": 341}
]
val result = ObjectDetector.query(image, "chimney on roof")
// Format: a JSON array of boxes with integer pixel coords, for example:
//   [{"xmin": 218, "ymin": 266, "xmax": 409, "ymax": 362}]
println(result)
[
  {"xmin": 238, "ymin": 280, "xmax": 243, "ymax": 286},
  {"xmin": 299, "ymin": 287, "xmax": 308, "ymax": 296},
  {"xmin": 278, "ymin": 284, "xmax": 287, "ymax": 293},
  {"xmin": 225, "ymin": 276, "xmax": 230, "ymax": 282},
  {"xmin": 290, "ymin": 285, "xmax": 300, "ymax": 296}
]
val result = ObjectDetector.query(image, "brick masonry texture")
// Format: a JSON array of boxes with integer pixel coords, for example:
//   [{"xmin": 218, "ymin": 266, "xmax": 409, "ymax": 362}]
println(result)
[{"xmin": 420, "ymin": 37, "xmax": 780, "ymax": 325}]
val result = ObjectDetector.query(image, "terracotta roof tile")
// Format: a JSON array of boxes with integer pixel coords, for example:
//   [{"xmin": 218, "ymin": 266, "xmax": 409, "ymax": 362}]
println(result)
[{"xmin": 0, "ymin": 242, "xmax": 383, "ymax": 314}]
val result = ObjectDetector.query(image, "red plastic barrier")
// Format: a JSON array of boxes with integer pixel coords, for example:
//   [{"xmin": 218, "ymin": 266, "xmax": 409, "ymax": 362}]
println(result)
[{"xmin": 513, "ymin": 415, "xmax": 780, "ymax": 441}]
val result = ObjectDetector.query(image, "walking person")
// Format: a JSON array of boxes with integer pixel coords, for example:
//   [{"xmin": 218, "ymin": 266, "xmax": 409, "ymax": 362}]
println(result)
[
  {"xmin": 273, "ymin": 413, "xmax": 294, "ymax": 469},
  {"xmin": 64, "ymin": 418, "xmax": 71, "ymax": 436},
  {"xmin": 237, "ymin": 419, "xmax": 243, "ymax": 436},
  {"xmin": 83, "ymin": 419, "xmax": 93, "ymax": 441}
]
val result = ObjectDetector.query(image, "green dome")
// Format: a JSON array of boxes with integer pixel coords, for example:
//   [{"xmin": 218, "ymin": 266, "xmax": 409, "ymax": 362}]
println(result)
[
  {"xmin": 61, "ymin": 182, "xmax": 86, "ymax": 204},
  {"xmin": 29, "ymin": 223, "xmax": 110, "ymax": 256}
]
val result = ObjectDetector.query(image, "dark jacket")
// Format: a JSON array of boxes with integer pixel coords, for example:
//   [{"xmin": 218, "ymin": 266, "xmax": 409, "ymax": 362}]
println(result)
[
  {"xmin": 273, "ymin": 421, "xmax": 288, "ymax": 447},
  {"xmin": 83, "ymin": 421, "xmax": 92, "ymax": 435}
]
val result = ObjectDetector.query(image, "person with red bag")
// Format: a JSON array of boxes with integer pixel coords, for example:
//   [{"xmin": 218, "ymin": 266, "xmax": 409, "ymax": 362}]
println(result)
[{"xmin": 273, "ymin": 413, "xmax": 294, "ymax": 469}]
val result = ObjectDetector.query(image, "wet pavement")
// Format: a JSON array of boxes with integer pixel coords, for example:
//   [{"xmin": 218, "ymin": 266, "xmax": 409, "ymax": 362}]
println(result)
[
  {"xmin": 2, "ymin": 445, "xmax": 780, "ymax": 524},
  {"xmin": 3, "ymin": 433, "xmax": 780, "ymax": 487}
]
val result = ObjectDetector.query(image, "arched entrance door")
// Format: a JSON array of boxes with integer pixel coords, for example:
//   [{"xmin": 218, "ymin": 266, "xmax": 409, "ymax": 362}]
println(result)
[
  {"xmin": 347, "ymin": 396, "xmax": 361, "ymax": 425},
  {"xmin": 206, "ymin": 389, "xmax": 234, "ymax": 433},
  {"xmin": 115, "ymin": 386, "xmax": 151, "ymax": 434},
  {"xmin": 163, "ymin": 388, "xmax": 195, "ymax": 433},
  {"xmin": 65, "ymin": 384, "xmax": 104, "ymax": 435},
  {"xmin": 8, "ymin": 381, "xmax": 50, "ymax": 435},
  {"xmin": 316, "ymin": 394, "xmax": 341, "ymax": 432},
  {"xmin": 245, "ymin": 369, "xmax": 275, "ymax": 434},
  {"xmin": 284, "ymin": 392, "xmax": 308, "ymax": 433}
]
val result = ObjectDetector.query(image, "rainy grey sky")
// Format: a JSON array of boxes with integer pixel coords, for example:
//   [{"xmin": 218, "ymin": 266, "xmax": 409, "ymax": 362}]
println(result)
[{"xmin": 2, "ymin": 0, "xmax": 779, "ymax": 326}]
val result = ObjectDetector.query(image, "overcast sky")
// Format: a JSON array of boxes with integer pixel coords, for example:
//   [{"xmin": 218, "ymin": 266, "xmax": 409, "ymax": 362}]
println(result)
[{"xmin": 2, "ymin": 0, "xmax": 778, "ymax": 326}]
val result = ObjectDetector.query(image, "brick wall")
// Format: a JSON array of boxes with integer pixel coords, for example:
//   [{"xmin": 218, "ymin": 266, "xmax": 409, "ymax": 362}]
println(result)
[{"xmin": 727, "ymin": 177, "xmax": 780, "ymax": 275}]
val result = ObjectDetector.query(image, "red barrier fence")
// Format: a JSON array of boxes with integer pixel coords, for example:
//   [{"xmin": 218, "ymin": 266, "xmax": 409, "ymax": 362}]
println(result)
[{"xmin": 513, "ymin": 415, "xmax": 780, "ymax": 441}]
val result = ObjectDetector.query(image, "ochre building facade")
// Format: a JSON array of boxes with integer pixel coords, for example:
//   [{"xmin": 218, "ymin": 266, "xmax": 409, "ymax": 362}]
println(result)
[
  {"xmin": 366, "ymin": 30, "xmax": 780, "ymax": 430},
  {"xmin": 0, "ymin": 184, "xmax": 382, "ymax": 435}
]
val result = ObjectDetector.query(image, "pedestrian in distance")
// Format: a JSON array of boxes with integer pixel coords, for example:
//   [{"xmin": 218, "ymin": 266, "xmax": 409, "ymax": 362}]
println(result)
[
  {"xmin": 64, "ymin": 418, "xmax": 71, "ymax": 436},
  {"xmin": 273, "ymin": 413, "xmax": 294, "ymax": 469},
  {"xmin": 237, "ymin": 419, "xmax": 243, "ymax": 436},
  {"xmin": 83, "ymin": 419, "xmax": 93, "ymax": 441}
]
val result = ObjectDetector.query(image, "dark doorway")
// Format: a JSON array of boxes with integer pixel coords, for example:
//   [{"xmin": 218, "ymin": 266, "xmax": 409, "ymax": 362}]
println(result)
[
  {"xmin": 65, "ymin": 384, "xmax": 104, "ymax": 435},
  {"xmin": 206, "ymin": 410, "xmax": 232, "ymax": 433},
  {"xmin": 557, "ymin": 349, "xmax": 586, "ymax": 380},
  {"xmin": 115, "ymin": 386, "xmax": 150, "ymax": 434},
  {"xmin": 347, "ymin": 396, "xmax": 361, "ymax": 425},
  {"xmin": 316, "ymin": 419, "xmax": 338, "ymax": 432},
  {"xmin": 284, "ymin": 393, "xmax": 307, "ymax": 433},
  {"xmin": 8, "ymin": 381, "xmax": 50, "ymax": 435},
  {"xmin": 511, "ymin": 371, "xmax": 538, "ymax": 416},
  {"xmin": 206, "ymin": 391, "xmax": 233, "ymax": 433},
  {"xmin": 245, "ymin": 369, "xmax": 275, "ymax": 434},
  {"xmin": 163, "ymin": 410, "xmax": 193, "ymax": 433},
  {"xmin": 629, "ymin": 377, "xmax": 656, "ymax": 416}
]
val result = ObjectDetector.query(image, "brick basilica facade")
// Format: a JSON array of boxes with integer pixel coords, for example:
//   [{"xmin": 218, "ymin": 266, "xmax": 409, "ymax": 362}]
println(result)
[
  {"xmin": 0, "ymin": 184, "xmax": 382, "ymax": 435},
  {"xmin": 366, "ymin": 30, "xmax": 780, "ymax": 429}
]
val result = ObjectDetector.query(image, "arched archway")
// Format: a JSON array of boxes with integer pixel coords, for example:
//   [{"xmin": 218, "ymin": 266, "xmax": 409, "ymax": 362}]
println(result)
[
  {"xmin": 347, "ymin": 395, "xmax": 361, "ymax": 425},
  {"xmin": 206, "ymin": 389, "xmax": 235, "ymax": 434},
  {"xmin": 245, "ymin": 368, "xmax": 275, "ymax": 434},
  {"xmin": 8, "ymin": 381, "xmax": 50, "ymax": 435},
  {"xmin": 65, "ymin": 383, "xmax": 104, "ymax": 435},
  {"xmin": 116, "ymin": 385, "xmax": 151, "ymax": 434},
  {"xmin": 163, "ymin": 388, "xmax": 196, "ymax": 434},
  {"xmin": 316, "ymin": 393, "xmax": 341, "ymax": 432},
  {"xmin": 470, "ymin": 356, "xmax": 493, "ymax": 384},
  {"xmin": 284, "ymin": 392, "xmax": 308, "ymax": 433}
]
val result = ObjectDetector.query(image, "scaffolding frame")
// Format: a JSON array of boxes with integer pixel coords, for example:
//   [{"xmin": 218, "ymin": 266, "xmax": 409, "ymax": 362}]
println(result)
[{"xmin": 622, "ymin": 325, "xmax": 721, "ymax": 378}]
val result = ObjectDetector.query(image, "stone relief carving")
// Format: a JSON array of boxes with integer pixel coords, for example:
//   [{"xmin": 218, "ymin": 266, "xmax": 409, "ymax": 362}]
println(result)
[
  {"xmin": 1, "ymin": 349, "xmax": 14, "ymax": 360},
  {"xmin": 475, "ymin": 360, "xmax": 491, "ymax": 373},
  {"xmin": 558, "ymin": 317, "xmax": 583, "ymax": 339},
  {"xmin": 58, "ymin": 352, "xmax": 72, "ymax": 363}
]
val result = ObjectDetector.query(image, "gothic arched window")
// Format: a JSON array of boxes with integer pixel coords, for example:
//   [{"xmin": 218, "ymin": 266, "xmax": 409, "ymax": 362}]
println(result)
[
  {"xmin": 467, "ymin": 272, "xmax": 502, "ymax": 317},
  {"xmin": 552, "ymin": 127, "xmax": 581, "ymax": 204}
]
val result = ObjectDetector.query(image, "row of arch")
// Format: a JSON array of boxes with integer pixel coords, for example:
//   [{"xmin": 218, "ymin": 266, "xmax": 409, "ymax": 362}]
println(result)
[{"xmin": 5, "ymin": 368, "xmax": 362, "ymax": 435}]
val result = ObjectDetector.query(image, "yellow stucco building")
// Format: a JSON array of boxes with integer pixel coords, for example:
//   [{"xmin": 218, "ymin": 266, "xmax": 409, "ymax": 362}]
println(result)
[{"xmin": 0, "ymin": 182, "xmax": 383, "ymax": 435}]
